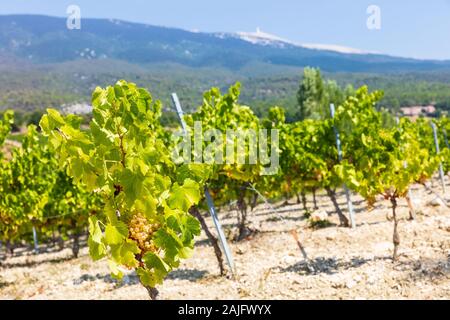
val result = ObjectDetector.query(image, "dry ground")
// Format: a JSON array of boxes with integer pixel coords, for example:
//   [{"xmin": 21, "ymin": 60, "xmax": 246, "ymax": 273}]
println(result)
[{"xmin": 1, "ymin": 179, "xmax": 449, "ymax": 300}]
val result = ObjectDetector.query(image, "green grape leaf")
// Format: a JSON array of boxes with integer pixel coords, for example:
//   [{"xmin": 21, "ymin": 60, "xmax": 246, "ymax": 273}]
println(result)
[
  {"xmin": 104, "ymin": 222, "xmax": 128, "ymax": 245},
  {"xmin": 168, "ymin": 179, "xmax": 201, "ymax": 212}
]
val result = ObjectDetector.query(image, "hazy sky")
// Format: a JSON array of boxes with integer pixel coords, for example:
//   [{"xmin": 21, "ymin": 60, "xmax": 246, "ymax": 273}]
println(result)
[{"xmin": 1, "ymin": 0, "xmax": 450, "ymax": 60}]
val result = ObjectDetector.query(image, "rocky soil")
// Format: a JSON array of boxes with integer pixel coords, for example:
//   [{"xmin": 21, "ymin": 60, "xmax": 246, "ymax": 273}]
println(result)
[{"xmin": 1, "ymin": 180, "xmax": 449, "ymax": 300}]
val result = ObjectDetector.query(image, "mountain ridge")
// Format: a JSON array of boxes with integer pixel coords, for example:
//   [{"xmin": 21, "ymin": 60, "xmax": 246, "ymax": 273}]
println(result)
[
  {"xmin": 222, "ymin": 27, "xmax": 375, "ymax": 55},
  {"xmin": 1, "ymin": 14, "xmax": 450, "ymax": 72}
]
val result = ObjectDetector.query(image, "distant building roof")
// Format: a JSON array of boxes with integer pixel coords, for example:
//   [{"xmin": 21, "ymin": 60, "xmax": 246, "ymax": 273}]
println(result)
[
  {"xmin": 400, "ymin": 105, "xmax": 435, "ymax": 117},
  {"xmin": 60, "ymin": 103, "xmax": 92, "ymax": 115}
]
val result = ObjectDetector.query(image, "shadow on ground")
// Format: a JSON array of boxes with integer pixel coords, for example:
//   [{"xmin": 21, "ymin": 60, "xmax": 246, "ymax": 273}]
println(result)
[
  {"xmin": 166, "ymin": 269, "xmax": 209, "ymax": 281},
  {"xmin": 74, "ymin": 268, "xmax": 209, "ymax": 287},
  {"xmin": 406, "ymin": 256, "xmax": 450, "ymax": 282},
  {"xmin": 278, "ymin": 256, "xmax": 374, "ymax": 275},
  {"xmin": 1, "ymin": 255, "xmax": 75, "ymax": 269},
  {"xmin": 0, "ymin": 278, "xmax": 10, "ymax": 289},
  {"xmin": 280, "ymin": 253, "xmax": 450, "ymax": 281}
]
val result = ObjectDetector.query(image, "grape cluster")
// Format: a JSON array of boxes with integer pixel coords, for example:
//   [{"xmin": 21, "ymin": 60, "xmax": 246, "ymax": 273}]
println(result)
[{"xmin": 128, "ymin": 213, "xmax": 160, "ymax": 254}]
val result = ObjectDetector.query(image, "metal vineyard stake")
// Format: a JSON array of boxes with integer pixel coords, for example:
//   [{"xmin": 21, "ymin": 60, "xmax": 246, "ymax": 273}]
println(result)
[
  {"xmin": 171, "ymin": 92, "xmax": 236, "ymax": 275},
  {"xmin": 431, "ymin": 122, "xmax": 446, "ymax": 193},
  {"xmin": 330, "ymin": 104, "xmax": 356, "ymax": 228}
]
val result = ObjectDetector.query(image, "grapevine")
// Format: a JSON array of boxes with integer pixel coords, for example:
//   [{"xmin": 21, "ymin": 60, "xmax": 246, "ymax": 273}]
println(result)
[{"xmin": 40, "ymin": 80, "xmax": 203, "ymax": 298}]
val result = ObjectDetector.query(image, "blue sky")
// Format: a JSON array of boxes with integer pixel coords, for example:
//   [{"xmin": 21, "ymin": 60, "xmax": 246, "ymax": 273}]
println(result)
[{"xmin": 1, "ymin": 0, "xmax": 450, "ymax": 60}]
